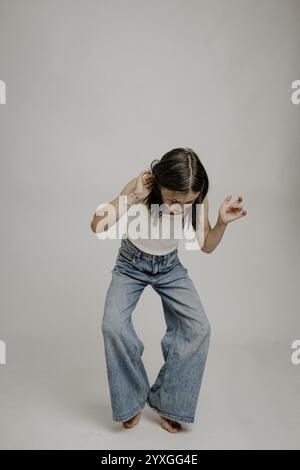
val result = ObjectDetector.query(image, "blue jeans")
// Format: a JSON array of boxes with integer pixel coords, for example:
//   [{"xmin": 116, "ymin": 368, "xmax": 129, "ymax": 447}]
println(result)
[{"xmin": 101, "ymin": 237, "xmax": 211, "ymax": 424}]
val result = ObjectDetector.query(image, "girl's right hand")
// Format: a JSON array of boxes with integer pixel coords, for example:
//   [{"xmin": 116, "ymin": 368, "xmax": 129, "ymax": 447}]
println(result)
[{"xmin": 134, "ymin": 169, "xmax": 154, "ymax": 201}]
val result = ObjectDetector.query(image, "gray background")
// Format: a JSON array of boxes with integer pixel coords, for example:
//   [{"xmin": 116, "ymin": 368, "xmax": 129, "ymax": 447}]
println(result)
[{"xmin": 0, "ymin": 0, "xmax": 299, "ymax": 449}]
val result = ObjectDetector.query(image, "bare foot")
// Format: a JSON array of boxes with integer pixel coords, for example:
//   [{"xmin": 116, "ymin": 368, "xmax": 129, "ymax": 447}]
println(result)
[
  {"xmin": 160, "ymin": 416, "xmax": 182, "ymax": 433},
  {"xmin": 122, "ymin": 411, "xmax": 142, "ymax": 429}
]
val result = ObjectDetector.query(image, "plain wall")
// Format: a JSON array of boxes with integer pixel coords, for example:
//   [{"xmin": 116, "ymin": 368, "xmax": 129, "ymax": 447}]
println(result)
[{"xmin": 0, "ymin": 0, "xmax": 299, "ymax": 449}]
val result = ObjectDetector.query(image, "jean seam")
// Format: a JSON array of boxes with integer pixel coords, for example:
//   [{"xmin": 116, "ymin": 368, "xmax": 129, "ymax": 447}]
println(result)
[
  {"xmin": 113, "ymin": 401, "xmax": 146, "ymax": 422},
  {"xmin": 107, "ymin": 242, "xmax": 202, "ymax": 426},
  {"xmin": 147, "ymin": 313, "xmax": 185, "ymax": 420},
  {"xmin": 145, "ymin": 398, "xmax": 194, "ymax": 423}
]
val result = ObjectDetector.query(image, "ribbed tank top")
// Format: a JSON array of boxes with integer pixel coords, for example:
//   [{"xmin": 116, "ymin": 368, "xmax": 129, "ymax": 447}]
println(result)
[{"xmin": 125, "ymin": 201, "xmax": 188, "ymax": 255}]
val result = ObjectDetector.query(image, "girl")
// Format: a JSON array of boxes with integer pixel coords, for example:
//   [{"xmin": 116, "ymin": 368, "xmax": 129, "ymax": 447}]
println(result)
[{"xmin": 91, "ymin": 147, "xmax": 246, "ymax": 433}]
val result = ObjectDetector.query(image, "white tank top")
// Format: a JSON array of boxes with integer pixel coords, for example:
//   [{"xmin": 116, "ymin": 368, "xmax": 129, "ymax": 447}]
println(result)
[{"xmin": 125, "ymin": 202, "xmax": 187, "ymax": 255}]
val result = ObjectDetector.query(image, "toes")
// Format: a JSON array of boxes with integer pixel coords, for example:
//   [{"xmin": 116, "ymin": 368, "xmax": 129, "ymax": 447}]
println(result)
[
  {"xmin": 160, "ymin": 417, "xmax": 181, "ymax": 433},
  {"xmin": 122, "ymin": 412, "xmax": 141, "ymax": 428},
  {"xmin": 161, "ymin": 422, "xmax": 177, "ymax": 433}
]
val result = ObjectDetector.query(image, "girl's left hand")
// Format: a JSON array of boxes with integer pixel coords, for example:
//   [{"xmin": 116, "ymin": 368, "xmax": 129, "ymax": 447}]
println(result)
[{"xmin": 218, "ymin": 194, "xmax": 247, "ymax": 225}]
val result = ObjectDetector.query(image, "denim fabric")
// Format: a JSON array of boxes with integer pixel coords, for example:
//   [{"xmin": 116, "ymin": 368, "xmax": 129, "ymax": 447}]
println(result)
[{"xmin": 101, "ymin": 236, "xmax": 211, "ymax": 424}]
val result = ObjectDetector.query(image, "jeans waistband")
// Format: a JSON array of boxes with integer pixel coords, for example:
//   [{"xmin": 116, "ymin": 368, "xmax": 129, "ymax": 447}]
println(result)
[{"xmin": 121, "ymin": 236, "xmax": 178, "ymax": 260}]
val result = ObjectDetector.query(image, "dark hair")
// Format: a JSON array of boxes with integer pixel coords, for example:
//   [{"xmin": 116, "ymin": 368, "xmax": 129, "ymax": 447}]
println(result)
[{"xmin": 144, "ymin": 147, "xmax": 209, "ymax": 232}]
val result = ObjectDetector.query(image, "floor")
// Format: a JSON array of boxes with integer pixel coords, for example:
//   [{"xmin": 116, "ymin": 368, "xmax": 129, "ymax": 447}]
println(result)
[{"xmin": 0, "ymin": 338, "xmax": 299, "ymax": 450}]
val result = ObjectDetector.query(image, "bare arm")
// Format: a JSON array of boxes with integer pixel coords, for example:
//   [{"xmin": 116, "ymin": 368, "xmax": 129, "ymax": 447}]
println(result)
[
  {"xmin": 196, "ymin": 194, "xmax": 247, "ymax": 253},
  {"xmin": 90, "ymin": 178, "xmax": 138, "ymax": 234},
  {"xmin": 195, "ymin": 196, "xmax": 227, "ymax": 253},
  {"xmin": 90, "ymin": 170, "xmax": 154, "ymax": 234}
]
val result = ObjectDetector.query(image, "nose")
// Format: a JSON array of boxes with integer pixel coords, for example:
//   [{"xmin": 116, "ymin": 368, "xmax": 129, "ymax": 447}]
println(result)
[{"xmin": 168, "ymin": 202, "xmax": 183, "ymax": 212}]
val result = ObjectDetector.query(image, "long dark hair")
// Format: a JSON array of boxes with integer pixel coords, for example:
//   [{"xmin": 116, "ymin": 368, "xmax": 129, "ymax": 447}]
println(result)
[{"xmin": 144, "ymin": 147, "xmax": 209, "ymax": 232}]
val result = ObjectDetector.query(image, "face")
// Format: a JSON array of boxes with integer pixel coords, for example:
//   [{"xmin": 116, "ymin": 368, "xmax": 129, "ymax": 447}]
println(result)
[{"xmin": 160, "ymin": 187, "xmax": 200, "ymax": 215}]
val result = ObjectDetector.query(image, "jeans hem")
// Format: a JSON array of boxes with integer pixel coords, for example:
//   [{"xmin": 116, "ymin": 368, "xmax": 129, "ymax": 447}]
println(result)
[
  {"xmin": 145, "ymin": 398, "xmax": 194, "ymax": 424},
  {"xmin": 113, "ymin": 401, "xmax": 146, "ymax": 422}
]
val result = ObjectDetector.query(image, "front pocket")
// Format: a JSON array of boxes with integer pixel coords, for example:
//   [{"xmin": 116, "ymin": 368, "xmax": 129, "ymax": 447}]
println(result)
[
  {"xmin": 119, "ymin": 248, "xmax": 135, "ymax": 263},
  {"xmin": 165, "ymin": 252, "xmax": 178, "ymax": 267}
]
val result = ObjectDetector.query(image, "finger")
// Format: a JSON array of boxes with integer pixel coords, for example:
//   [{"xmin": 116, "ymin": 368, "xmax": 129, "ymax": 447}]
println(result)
[
  {"xmin": 228, "ymin": 202, "xmax": 243, "ymax": 210},
  {"xmin": 233, "ymin": 196, "xmax": 242, "ymax": 204},
  {"xmin": 234, "ymin": 209, "xmax": 246, "ymax": 218},
  {"xmin": 144, "ymin": 175, "xmax": 153, "ymax": 182},
  {"xmin": 224, "ymin": 194, "xmax": 232, "ymax": 203},
  {"xmin": 144, "ymin": 176, "xmax": 153, "ymax": 183}
]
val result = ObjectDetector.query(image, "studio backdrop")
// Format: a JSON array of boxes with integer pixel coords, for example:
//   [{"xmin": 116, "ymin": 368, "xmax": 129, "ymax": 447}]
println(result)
[{"xmin": 0, "ymin": 0, "xmax": 299, "ymax": 450}]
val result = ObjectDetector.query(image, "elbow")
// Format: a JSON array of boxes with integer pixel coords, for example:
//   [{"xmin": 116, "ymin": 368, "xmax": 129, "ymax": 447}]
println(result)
[
  {"xmin": 200, "ymin": 241, "xmax": 215, "ymax": 254},
  {"xmin": 90, "ymin": 219, "xmax": 97, "ymax": 233},
  {"xmin": 201, "ymin": 246, "xmax": 212, "ymax": 254},
  {"xmin": 196, "ymin": 236, "xmax": 210, "ymax": 253},
  {"xmin": 199, "ymin": 240, "xmax": 213, "ymax": 253},
  {"xmin": 90, "ymin": 219, "xmax": 107, "ymax": 234},
  {"xmin": 198, "ymin": 230, "xmax": 211, "ymax": 253}
]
